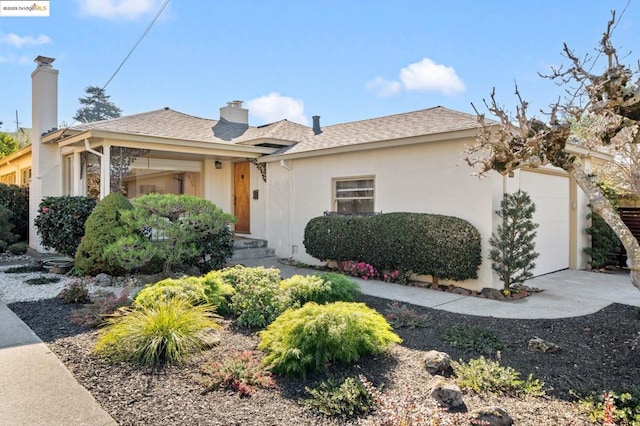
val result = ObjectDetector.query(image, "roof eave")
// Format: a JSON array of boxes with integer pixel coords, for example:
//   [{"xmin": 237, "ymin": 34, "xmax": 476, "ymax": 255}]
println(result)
[{"xmin": 53, "ymin": 129, "xmax": 277, "ymax": 155}]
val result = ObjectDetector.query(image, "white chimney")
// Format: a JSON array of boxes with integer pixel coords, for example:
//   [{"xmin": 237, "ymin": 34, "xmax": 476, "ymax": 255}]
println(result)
[
  {"xmin": 219, "ymin": 100, "xmax": 248, "ymax": 125},
  {"xmin": 29, "ymin": 55, "xmax": 59, "ymax": 251}
]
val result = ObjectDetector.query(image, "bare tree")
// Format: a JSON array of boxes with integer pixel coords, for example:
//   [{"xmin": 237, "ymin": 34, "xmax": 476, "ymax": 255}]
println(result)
[{"xmin": 465, "ymin": 12, "xmax": 640, "ymax": 290}]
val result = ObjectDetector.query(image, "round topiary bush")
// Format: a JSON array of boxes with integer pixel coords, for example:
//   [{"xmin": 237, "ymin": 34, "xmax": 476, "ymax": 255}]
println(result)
[
  {"xmin": 258, "ymin": 302, "xmax": 401, "ymax": 378},
  {"xmin": 74, "ymin": 193, "xmax": 133, "ymax": 276}
]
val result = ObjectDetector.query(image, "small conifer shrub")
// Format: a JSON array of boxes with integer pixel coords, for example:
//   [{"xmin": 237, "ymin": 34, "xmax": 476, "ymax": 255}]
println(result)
[
  {"xmin": 258, "ymin": 302, "xmax": 401, "ymax": 377},
  {"xmin": 489, "ymin": 190, "xmax": 539, "ymax": 289},
  {"xmin": 74, "ymin": 192, "xmax": 133, "ymax": 276}
]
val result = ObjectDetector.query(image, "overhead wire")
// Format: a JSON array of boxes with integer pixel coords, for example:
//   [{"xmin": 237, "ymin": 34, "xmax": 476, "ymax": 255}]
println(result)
[{"xmin": 57, "ymin": 0, "xmax": 171, "ymax": 138}]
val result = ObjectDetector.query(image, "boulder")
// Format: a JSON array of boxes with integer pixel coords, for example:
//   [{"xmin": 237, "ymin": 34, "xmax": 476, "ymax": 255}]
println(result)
[
  {"xmin": 528, "ymin": 336, "xmax": 560, "ymax": 353},
  {"xmin": 94, "ymin": 273, "xmax": 112, "ymax": 287},
  {"xmin": 429, "ymin": 375, "xmax": 463, "ymax": 408},
  {"xmin": 470, "ymin": 406, "xmax": 513, "ymax": 426},
  {"xmin": 480, "ymin": 287, "xmax": 504, "ymax": 300},
  {"xmin": 424, "ymin": 350, "xmax": 451, "ymax": 375}
]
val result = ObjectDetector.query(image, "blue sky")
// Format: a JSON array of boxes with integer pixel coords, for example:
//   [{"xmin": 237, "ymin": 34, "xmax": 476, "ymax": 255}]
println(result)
[{"xmin": 0, "ymin": 0, "xmax": 638, "ymax": 131}]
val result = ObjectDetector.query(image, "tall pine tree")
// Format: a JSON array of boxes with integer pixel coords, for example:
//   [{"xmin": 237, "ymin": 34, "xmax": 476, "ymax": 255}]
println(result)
[
  {"xmin": 73, "ymin": 86, "xmax": 122, "ymax": 123},
  {"xmin": 489, "ymin": 190, "xmax": 539, "ymax": 290}
]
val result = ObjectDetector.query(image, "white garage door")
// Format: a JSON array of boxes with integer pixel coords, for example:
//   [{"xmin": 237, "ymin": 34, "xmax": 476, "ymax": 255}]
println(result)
[{"xmin": 519, "ymin": 171, "xmax": 570, "ymax": 276}]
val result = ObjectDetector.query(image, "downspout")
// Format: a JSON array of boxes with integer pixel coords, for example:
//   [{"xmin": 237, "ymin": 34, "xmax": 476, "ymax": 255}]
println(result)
[{"xmin": 280, "ymin": 160, "xmax": 294, "ymax": 257}]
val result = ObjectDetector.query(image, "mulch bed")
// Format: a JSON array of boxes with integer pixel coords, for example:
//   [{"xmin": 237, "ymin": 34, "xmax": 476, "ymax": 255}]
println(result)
[{"xmin": 8, "ymin": 291, "xmax": 640, "ymax": 425}]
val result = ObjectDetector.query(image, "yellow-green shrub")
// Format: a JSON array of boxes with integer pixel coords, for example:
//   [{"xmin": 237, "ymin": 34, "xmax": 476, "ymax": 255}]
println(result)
[
  {"xmin": 93, "ymin": 297, "xmax": 220, "ymax": 367},
  {"xmin": 258, "ymin": 302, "xmax": 401, "ymax": 378},
  {"xmin": 280, "ymin": 272, "xmax": 359, "ymax": 305}
]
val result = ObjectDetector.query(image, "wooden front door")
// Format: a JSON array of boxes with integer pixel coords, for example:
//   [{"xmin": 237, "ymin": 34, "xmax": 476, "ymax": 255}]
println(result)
[{"xmin": 234, "ymin": 161, "xmax": 250, "ymax": 233}]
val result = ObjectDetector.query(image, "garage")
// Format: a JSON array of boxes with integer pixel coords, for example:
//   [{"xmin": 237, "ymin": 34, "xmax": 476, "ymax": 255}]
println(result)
[{"xmin": 519, "ymin": 170, "xmax": 571, "ymax": 276}]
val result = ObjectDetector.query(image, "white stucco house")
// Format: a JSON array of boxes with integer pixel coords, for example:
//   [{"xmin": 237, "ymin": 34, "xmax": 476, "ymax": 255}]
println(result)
[{"xmin": 18, "ymin": 56, "xmax": 597, "ymax": 290}]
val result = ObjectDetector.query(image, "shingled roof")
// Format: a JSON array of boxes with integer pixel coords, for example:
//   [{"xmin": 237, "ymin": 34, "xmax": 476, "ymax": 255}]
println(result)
[{"xmin": 68, "ymin": 105, "xmax": 479, "ymax": 155}]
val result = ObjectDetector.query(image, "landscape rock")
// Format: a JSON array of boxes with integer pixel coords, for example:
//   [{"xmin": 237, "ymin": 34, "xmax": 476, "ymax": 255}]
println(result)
[
  {"xmin": 94, "ymin": 273, "xmax": 112, "ymax": 287},
  {"xmin": 528, "ymin": 336, "xmax": 560, "ymax": 353},
  {"xmin": 424, "ymin": 350, "xmax": 451, "ymax": 375},
  {"xmin": 480, "ymin": 287, "xmax": 505, "ymax": 300},
  {"xmin": 184, "ymin": 266, "xmax": 202, "ymax": 277},
  {"xmin": 429, "ymin": 375, "xmax": 464, "ymax": 408},
  {"xmin": 470, "ymin": 406, "xmax": 513, "ymax": 426}
]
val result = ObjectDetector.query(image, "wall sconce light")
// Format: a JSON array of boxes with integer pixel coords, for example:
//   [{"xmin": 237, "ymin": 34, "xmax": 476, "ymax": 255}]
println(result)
[
  {"xmin": 587, "ymin": 173, "xmax": 597, "ymax": 183},
  {"xmin": 508, "ymin": 171, "xmax": 515, "ymax": 178},
  {"xmin": 215, "ymin": 161, "xmax": 222, "ymax": 169}
]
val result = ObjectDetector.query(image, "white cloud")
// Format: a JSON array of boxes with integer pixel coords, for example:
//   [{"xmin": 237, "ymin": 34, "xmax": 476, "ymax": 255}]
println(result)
[
  {"xmin": 247, "ymin": 93, "xmax": 308, "ymax": 126},
  {"xmin": 366, "ymin": 76, "xmax": 402, "ymax": 98},
  {"xmin": 0, "ymin": 33, "xmax": 51, "ymax": 48},
  {"xmin": 78, "ymin": 0, "xmax": 161, "ymax": 20},
  {"xmin": 367, "ymin": 57, "xmax": 465, "ymax": 98},
  {"xmin": 399, "ymin": 58, "xmax": 465, "ymax": 95}
]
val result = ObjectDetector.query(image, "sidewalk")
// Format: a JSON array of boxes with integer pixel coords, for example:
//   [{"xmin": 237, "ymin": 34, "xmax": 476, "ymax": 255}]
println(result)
[{"xmin": 0, "ymin": 303, "xmax": 116, "ymax": 426}]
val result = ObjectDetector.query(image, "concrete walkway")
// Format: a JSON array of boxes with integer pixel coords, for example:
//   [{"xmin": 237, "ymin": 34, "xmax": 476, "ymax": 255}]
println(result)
[
  {"xmin": 239, "ymin": 258, "xmax": 640, "ymax": 319},
  {"xmin": 1, "ymin": 260, "xmax": 640, "ymax": 425},
  {"xmin": 0, "ymin": 303, "xmax": 116, "ymax": 426}
]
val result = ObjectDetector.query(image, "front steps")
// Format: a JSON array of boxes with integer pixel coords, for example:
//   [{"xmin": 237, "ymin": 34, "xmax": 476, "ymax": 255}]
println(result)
[{"xmin": 230, "ymin": 237, "xmax": 276, "ymax": 261}]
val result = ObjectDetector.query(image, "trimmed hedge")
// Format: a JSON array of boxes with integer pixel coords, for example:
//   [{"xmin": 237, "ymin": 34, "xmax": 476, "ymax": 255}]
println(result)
[
  {"xmin": 304, "ymin": 212, "xmax": 482, "ymax": 282},
  {"xmin": 0, "ymin": 183, "xmax": 29, "ymax": 242}
]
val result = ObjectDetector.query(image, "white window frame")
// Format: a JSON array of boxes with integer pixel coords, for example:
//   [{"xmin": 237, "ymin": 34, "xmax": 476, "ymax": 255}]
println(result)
[{"xmin": 332, "ymin": 176, "xmax": 375, "ymax": 213}]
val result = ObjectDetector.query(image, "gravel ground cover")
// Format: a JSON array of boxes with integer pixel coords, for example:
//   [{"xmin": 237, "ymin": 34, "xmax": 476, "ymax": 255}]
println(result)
[{"xmin": 3, "ymin": 255, "xmax": 640, "ymax": 425}]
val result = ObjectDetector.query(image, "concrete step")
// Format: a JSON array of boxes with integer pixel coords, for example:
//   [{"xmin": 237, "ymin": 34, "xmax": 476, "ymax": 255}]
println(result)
[
  {"xmin": 227, "ymin": 256, "xmax": 282, "ymax": 269},
  {"xmin": 231, "ymin": 246, "xmax": 276, "ymax": 261},
  {"xmin": 233, "ymin": 238, "xmax": 268, "ymax": 250}
]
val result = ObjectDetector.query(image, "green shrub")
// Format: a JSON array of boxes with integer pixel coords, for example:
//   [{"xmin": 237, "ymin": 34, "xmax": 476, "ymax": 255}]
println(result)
[
  {"xmin": 199, "ymin": 271, "xmax": 235, "ymax": 313},
  {"xmin": 0, "ymin": 204, "xmax": 18, "ymax": 250},
  {"xmin": 384, "ymin": 301, "xmax": 432, "ymax": 329},
  {"xmin": 0, "ymin": 183, "xmax": 29, "ymax": 241},
  {"xmin": 134, "ymin": 277, "xmax": 209, "ymax": 307},
  {"xmin": 489, "ymin": 190, "xmax": 540, "ymax": 289},
  {"xmin": 304, "ymin": 212, "xmax": 482, "ymax": 282},
  {"xmin": 93, "ymin": 297, "xmax": 220, "ymax": 367},
  {"xmin": 108, "ymin": 194, "xmax": 235, "ymax": 274},
  {"xmin": 578, "ymin": 389, "xmax": 640, "ymax": 425},
  {"xmin": 444, "ymin": 324, "xmax": 504, "ymax": 355},
  {"xmin": 34, "ymin": 196, "xmax": 96, "ymax": 256},
  {"xmin": 584, "ymin": 183, "xmax": 624, "ymax": 269},
  {"xmin": 302, "ymin": 376, "xmax": 374, "ymax": 418},
  {"xmin": 200, "ymin": 351, "xmax": 274, "ymax": 397},
  {"xmin": 57, "ymin": 280, "xmax": 90, "ymax": 304},
  {"xmin": 74, "ymin": 192, "xmax": 134, "ymax": 276},
  {"xmin": 280, "ymin": 272, "xmax": 359, "ymax": 305},
  {"xmin": 258, "ymin": 302, "xmax": 401, "ymax": 378},
  {"xmin": 452, "ymin": 356, "xmax": 545, "ymax": 397},
  {"xmin": 185, "ymin": 225, "xmax": 235, "ymax": 272},
  {"xmin": 7, "ymin": 241, "xmax": 28, "ymax": 255},
  {"xmin": 218, "ymin": 265, "xmax": 291, "ymax": 328}
]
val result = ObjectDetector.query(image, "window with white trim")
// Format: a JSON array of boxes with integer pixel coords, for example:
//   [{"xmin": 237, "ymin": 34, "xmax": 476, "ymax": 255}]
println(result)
[{"xmin": 334, "ymin": 177, "xmax": 375, "ymax": 213}]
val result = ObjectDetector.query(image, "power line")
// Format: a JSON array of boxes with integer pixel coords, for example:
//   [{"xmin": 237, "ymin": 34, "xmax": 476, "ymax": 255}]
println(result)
[{"xmin": 60, "ymin": 0, "xmax": 171, "ymax": 132}]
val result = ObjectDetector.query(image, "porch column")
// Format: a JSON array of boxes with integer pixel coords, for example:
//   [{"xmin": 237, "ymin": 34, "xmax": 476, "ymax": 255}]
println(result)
[
  {"xmin": 73, "ymin": 150, "xmax": 82, "ymax": 196},
  {"xmin": 101, "ymin": 144, "xmax": 111, "ymax": 199}
]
